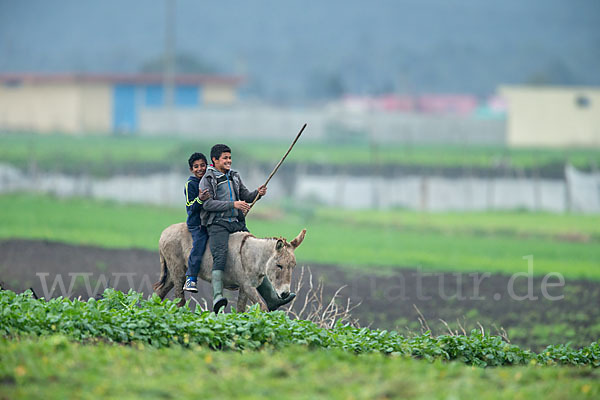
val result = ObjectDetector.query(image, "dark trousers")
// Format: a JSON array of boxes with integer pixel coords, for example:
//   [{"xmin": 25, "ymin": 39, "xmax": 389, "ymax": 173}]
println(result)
[
  {"xmin": 207, "ymin": 220, "xmax": 248, "ymax": 271},
  {"xmin": 186, "ymin": 225, "xmax": 209, "ymax": 278}
]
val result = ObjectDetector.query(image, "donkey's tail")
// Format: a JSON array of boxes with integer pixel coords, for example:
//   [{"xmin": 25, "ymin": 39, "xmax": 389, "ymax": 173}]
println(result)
[{"xmin": 152, "ymin": 250, "xmax": 169, "ymax": 294}]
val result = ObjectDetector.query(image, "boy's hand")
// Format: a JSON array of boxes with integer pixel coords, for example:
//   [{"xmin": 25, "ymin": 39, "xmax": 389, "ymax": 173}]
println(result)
[
  {"xmin": 257, "ymin": 185, "xmax": 267, "ymax": 196},
  {"xmin": 199, "ymin": 189, "xmax": 210, "ymax": 201},
  {"xmin": 234, "ymin": 201, "xmax": 251, "ymax": 214}
]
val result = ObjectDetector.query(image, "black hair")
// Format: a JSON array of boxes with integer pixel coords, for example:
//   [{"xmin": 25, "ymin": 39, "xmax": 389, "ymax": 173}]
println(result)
[
  {"xmin": 210, "ymin": 144, "xmax": 231, "ymax": 163},
  {"xmin": 188, "ymin": 152, "xmax": 207, "ymax": 169}
]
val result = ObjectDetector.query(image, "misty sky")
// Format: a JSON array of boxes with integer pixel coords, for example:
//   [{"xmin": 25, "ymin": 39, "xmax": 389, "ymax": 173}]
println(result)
[{"xmin": 1, "ymin": 0, "xmax": 599, "ymax": 102}]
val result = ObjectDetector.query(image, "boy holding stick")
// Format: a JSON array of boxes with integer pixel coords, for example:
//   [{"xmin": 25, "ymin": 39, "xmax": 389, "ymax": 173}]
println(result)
[{"xmin": 200, "ymin": 144, "xmax": 296, "ymax": 313}]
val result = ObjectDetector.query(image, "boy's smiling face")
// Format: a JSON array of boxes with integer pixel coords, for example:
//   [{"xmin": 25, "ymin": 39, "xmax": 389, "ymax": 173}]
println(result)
[
  {"xmin": 213, "ymin": 152, "xmax": 232, "ymax": 173},
  {"xmin": 190, "ymin": 159, "xmax": 207, "ymax": 179}
]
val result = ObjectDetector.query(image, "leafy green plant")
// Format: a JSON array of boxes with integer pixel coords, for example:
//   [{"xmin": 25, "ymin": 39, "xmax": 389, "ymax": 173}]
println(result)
[{"xmin": 1, "ymin": 289, "xmax": 598, "ymax": 367}]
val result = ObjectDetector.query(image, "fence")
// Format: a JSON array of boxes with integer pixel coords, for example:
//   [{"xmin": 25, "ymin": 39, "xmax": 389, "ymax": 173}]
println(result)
[{"xmin": 1, "ymin": 163, "xmax": 598, "ymax": 213}]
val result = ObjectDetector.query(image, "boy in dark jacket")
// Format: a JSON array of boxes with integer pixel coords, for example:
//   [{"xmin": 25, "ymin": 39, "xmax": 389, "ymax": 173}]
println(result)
[
  {"xmin": 182, "ymin": 152, "xmax": 211, "ymax": 293},
  {"xmin": 200, "ymin": 144, "xmax": 296, "ymax": 313}
]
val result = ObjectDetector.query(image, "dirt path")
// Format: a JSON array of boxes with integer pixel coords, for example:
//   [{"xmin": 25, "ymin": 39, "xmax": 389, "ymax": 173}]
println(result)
[{"xmin": 1, "ymin": 239, "xmax": 598, "ymax": 350}]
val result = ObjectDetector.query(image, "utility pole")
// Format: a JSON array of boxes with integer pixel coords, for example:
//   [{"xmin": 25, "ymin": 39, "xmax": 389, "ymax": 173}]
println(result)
[{"xmin": 164, "ymin": 0, "xmax": 176, "ymax": 108}]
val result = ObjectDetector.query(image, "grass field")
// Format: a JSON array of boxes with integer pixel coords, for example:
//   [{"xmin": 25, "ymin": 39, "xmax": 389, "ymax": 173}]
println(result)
[
  {"xmin": 2, "ymin": 191, "xmax": 599, "ymax": 398},
  {"xmin": 2, "ymin": 132, "xmax": 600, "ymax": 175},
  {"xmin": 3, "ymin": 133, "xmax": 599, "ymax": 398},
  {"xmin": 1, "ymin": 289, "xmax": 599, "ymax": 399},
  {"xmin": 1, "ymin": 337, "xmax": 598, "ymax": 400},
  {"xmin": 1, "ymin": 193, "xmax": 599, "ymax": 279}
]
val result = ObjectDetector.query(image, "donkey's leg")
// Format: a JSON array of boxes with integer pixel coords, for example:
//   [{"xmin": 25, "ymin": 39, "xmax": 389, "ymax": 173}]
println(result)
[
  {"xmin": 153, "ymin": 250, "xmax": 171, "ymax": 299},
  {"xmin": 173, "ymin": 273, "xmax": 187, "ymax": 308},
  {"xmin": 239, "ymin": 283, "xmax": 268, "ymax": 312},
  {"xmin": 155, "ymin": 277, "xmax": 174, "ymax": 300},
  {"xmin": 236, "ymin": 289, "xmax": 249, "ymax": 312}
]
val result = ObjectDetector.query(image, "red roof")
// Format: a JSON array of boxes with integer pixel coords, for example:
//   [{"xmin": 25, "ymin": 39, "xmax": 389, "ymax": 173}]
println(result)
[{"xmin": 0, "ymin": 72, "xmax": 244, "ymax": 86}]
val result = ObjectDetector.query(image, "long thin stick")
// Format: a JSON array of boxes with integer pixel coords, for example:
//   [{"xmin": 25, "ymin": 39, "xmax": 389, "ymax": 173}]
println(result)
[{"xmin": 247, "ymin": 123, "xmax": 306, "ymax": 213}]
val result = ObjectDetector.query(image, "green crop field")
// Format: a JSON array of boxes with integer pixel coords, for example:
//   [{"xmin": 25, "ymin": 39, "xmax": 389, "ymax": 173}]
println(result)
[
  {"xmin": 2, "ymin": 132, "xmax": 600, "ymax": 176},
  {"xmin": 1, "ymin": 290, "xmax": 599, "ymax": 399},
  {"xmin": 1, "ymin": 191, "xmax": 599, "ymax": 398},
  {"xmin": 1, "ymin": 193, "xmax": 599, "ymax": 279}
]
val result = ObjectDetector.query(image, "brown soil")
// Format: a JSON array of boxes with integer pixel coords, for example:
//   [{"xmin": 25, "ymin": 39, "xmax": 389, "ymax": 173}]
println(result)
[{"xmin": 1, "ymin": 239, "xmax": 598, "ymax": 350}]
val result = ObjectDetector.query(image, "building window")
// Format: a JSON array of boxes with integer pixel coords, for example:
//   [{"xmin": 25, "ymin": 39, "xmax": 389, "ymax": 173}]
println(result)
[
  {"xmin": 575, "ymin": 95, "xmax": 591, "ymax": 109},
  {"xmin": 145, "ymin": 85, "xmax": 164, "ymax": 107},
  {"xmin": 175, "ymin": 85, "xmax": 199, "ymax": 107}
]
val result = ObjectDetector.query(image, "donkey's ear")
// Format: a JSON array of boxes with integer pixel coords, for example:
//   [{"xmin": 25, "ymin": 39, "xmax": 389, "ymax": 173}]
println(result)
[
  {"xmin": 290, "ymin": 229, "xmax": 306, "ymax": 249},
  {"xmin": 276, "ymin": 239, "xmax": 285, "ymax": 250}
]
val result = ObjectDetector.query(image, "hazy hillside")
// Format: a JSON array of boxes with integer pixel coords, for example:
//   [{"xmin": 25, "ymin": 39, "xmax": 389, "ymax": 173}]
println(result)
[{"xmin": 1, "ymin": 0, "xmax": 599, "ymax": 102}]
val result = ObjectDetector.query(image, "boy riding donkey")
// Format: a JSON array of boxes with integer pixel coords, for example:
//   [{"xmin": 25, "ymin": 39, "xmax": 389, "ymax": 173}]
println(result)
[
  {"xmin": 182, "ymin": 152, "xmax": 211, "ymax": 293},
  {"xmin": 200, "ymin": 144, "xmax": 296, "ymax": 313}
]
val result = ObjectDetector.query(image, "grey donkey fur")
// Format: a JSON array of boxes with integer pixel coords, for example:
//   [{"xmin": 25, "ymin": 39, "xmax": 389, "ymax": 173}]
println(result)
[{"xmin": 153, "ymin": 223, "xmax": 306, "ymax": 311}]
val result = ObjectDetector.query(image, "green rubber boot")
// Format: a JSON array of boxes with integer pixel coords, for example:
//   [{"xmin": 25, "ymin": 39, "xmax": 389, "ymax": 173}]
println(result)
[
  {"xmin": 211, "ymin": 270, "xmax": 228, "ymax": 313},
  {"xmin": 256, "ymin": 276, "xmax": 296, "ymax": 311}
]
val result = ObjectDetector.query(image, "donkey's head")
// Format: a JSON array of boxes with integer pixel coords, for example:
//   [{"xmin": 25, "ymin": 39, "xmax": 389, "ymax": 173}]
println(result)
[{"xmin": 265, "ymin": 229, "xmax": 306, "ymax": 299}]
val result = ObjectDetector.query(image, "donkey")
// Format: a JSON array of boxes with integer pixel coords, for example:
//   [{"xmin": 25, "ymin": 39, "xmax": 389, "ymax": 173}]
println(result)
[{"xmin": 153, "ymin": 222, "xmax": 306, "ymax": 312}]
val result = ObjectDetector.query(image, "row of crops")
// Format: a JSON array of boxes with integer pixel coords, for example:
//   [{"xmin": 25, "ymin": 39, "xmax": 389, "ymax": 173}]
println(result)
[
  {"xmin": 1, "ymin": 288, "xmax": 598, "ymax": 368},
  {"xmin": 2, "ymin": 133, "xmax": 600, "ymax": 176}
]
